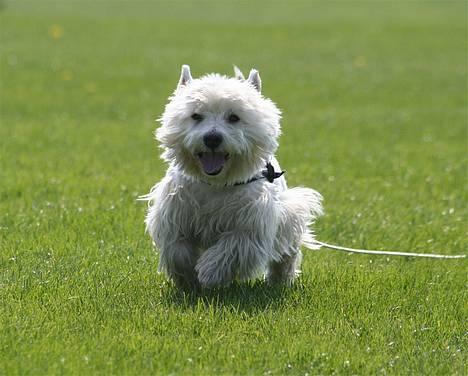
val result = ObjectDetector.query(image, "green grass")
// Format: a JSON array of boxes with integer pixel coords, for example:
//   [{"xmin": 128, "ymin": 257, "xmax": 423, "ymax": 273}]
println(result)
[{"xmin": 1, "ymin": 0, "xmax": 467, "ymax": 374}]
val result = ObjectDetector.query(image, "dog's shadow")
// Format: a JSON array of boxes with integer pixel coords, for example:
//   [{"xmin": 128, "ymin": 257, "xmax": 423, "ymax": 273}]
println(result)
[{"xmin": 159, "ymin": 280, "xmax": 303, "ymax": 313}]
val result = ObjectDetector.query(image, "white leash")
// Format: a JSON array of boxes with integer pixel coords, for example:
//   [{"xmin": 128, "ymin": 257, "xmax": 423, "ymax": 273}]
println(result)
[{"xmin": 314, "ymin": 240, "xmax": 466, "ymax": 259}]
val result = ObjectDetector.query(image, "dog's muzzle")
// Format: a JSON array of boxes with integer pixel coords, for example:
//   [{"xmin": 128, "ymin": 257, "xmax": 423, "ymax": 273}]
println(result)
[{"xmin": 203, "ymin": 131, "xmax": 223, "ymax": 150}]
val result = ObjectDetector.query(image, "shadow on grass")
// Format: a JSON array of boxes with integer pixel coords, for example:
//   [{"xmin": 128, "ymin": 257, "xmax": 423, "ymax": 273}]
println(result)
[{"xmin": 159, "ymin": 280, "xmax": 304, "ymax": 314}]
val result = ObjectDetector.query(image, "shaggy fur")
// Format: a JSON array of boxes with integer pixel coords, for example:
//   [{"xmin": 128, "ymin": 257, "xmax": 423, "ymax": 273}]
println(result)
[{"xmin": 144, "ymin": 65, "xmax": 323, "ymax": 289}]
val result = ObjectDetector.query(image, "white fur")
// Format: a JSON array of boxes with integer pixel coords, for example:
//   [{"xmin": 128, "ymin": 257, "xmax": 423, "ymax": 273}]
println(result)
[{"xmin": 144, "ymin": 66, "xmax": 323, "ymax": 289}]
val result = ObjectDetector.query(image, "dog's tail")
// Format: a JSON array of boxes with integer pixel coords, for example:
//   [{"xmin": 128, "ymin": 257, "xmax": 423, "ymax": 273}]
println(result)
[{"xmin": 278, "ymin": 187, "xmax": 323, "ymax": 251}]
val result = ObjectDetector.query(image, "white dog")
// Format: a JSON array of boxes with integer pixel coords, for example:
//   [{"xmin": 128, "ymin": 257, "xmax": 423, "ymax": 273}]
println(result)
[{"xmin": 144, "ymin": 65, "xmax": 323, "ymax": 289}]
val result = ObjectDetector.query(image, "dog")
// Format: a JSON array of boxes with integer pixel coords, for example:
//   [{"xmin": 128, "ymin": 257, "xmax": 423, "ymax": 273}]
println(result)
[{"xmin": 143, "ymin": 65, "xmax": 323, "ymax": 289}]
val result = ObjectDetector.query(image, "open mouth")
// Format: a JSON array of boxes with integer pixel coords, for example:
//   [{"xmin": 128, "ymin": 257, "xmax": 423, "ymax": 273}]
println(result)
[{"xmin": 197, "ymin": 152, "xmax": 229, "ymax": 176}]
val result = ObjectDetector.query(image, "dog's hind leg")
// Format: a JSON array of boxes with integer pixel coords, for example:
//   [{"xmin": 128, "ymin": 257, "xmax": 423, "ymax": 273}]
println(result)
[
  {"xmin": 266, "ymin": 187, "xmax": 323, "ymax": 285},
  {"xmin": 266, "ymin": 251, "xmax": 302, "ymax": 286},
  {"xmin": 267, "ymin": 221, "xmax": 303, "ymax": 285}
]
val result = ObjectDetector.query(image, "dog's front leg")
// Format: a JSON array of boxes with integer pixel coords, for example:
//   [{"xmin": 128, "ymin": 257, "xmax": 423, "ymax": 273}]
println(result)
[
  {"xmin": 159, "ymin": 240, "xmax": 199, "ymax": 290},
  {"xmin": 195, "ymin": 232, "xmax": 272, "ymax": 288}
]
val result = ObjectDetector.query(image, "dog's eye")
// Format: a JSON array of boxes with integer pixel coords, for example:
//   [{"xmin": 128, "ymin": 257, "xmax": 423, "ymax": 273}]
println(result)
[
  {"xmin": 191, "ymin": 113, "xmax": 203, "ymax": 121},
  {"xmin": 227, "ymin": 114, "xmax": 240, "ymax": 123}
]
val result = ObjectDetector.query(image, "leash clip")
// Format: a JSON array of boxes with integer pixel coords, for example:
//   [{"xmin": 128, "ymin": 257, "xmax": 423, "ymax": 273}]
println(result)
[{"xmin": 262, "ymin": 162, "xmax": 285, "ymax": 183}]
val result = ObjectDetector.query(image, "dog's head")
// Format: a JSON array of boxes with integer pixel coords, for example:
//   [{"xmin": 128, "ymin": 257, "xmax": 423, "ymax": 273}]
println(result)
[{"xmin": 156, "ymin": 65, "xmax": 282, "ymax": 185}]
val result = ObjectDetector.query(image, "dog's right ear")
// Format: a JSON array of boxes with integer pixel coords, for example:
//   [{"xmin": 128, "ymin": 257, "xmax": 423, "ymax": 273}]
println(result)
[
  {"xmin": 233, "ymin": 65, "xmax": 245, "ymax": 81},
  {"xmin": 177, "ymin": 65, "xmax": 193, "ymax": 89}
]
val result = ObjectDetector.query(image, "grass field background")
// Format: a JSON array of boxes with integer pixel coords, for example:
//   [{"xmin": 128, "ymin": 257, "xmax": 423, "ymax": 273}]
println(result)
[{"xmin": 1, "ymin": 1, "xmax": 467, "ymax": 374}]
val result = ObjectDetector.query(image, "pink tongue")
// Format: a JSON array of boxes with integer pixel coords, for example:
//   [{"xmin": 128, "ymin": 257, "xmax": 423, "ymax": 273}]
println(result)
[{"xmin": 199, "ymin": 152, "xmax": 225, "ymax": 175}]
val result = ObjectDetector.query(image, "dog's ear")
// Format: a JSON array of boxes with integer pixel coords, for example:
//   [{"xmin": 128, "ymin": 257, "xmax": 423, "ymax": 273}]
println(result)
[
  {"xmin": 247, "ymin": 69, "xmax": 261, "ymax": 92},
  {"xmin": 178, "ymin": 65, "xmax": 193, "ymax": 89},
  {"xmin": 233, "ymin": 65, "xmax": 245, "ymax": 81}
]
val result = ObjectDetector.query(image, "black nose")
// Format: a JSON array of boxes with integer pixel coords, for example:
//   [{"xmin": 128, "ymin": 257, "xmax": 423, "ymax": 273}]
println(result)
[{"xmin": 203, "ymin": 131, "xmax": 223, "ymax": 150}]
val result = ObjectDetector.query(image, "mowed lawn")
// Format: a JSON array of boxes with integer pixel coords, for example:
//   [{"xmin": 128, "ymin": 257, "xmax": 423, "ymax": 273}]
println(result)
[{"xmin": 1, "ymin": 1, "xmax": 466, "ymax": 374}]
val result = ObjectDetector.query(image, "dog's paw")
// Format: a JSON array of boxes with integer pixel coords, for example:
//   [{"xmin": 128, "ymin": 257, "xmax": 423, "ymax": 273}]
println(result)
[
  {"xmin": 171, "ymin": 272, "xmax": 200, "ymax": 292},
  {"xmin": 195, "ymin": 251, "xmax": 234, "ymax": 288},
  {"xmin": 265, "ymin": 273, "xmax": 297, "ymax": 287}
]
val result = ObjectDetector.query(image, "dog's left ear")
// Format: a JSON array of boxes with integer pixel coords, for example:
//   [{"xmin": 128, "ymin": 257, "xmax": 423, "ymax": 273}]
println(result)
[
  {"xmin": 247, "ymin": 69, "xmax": 261, "ymax": 92},
  {"xmin": 178, "ymin": 65, "xmax": 193, "ymax": 89}
]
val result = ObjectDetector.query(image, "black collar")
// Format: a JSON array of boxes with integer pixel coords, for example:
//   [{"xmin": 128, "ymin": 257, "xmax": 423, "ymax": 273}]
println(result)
[{"xmin": 233, "ymin": 162, "xmax": 285, "ymax": 186}]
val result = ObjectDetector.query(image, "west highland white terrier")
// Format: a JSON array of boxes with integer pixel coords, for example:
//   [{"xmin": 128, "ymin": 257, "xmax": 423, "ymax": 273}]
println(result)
[{"xmin": 144, "ymin": 65, "xmax": 323, "ymax": 289}]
